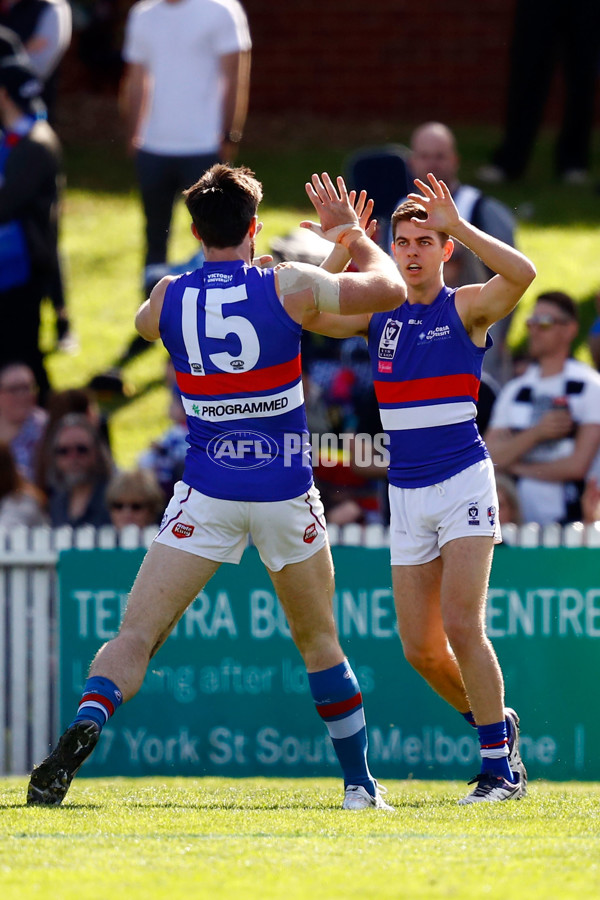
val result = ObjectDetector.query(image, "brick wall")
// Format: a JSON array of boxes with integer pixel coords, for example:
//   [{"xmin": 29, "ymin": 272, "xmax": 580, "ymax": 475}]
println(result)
[
  {"xmin": 61, "ymin": 0, "xmax": 585, "ymax": 139},
  {"xmin": 244, "ymin": 0, "xmax": 516, "ymax": 123}
]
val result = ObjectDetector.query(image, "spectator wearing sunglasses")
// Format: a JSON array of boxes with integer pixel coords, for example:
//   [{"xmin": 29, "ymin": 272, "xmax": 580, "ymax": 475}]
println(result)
[
  {"xmin": 106, "ymin": 469, "xmax": 165, "ymax": 530},
  {"xmin": 486, "ymin": 291, "xmax": 600, "ymax": 524},
  {"xmin": 33, "ymin": 386, "xmax": 108, "ymax": 496},
  {"xmin": 46, "ymin": 413, "xmax": 113, "ymax": 527}
]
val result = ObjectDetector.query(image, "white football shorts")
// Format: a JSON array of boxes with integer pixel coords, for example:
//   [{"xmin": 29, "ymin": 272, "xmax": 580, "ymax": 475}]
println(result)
[
  {"xmin": 389, "ymin": 458, "xmax": 502, "ymax": 566},
  {"xmin": 154, "ymin": 480, "xmax": 328, "ymax": 572}
]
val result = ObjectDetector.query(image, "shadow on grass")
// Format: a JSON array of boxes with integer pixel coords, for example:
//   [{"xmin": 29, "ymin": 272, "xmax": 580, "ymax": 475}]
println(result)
[{"xmin": 3, "ymin": 802, "xmax": 102, "ymax": 811}]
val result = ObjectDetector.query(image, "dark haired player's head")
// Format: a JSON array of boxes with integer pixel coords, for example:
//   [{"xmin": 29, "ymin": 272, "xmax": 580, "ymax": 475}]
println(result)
[{"xmin": 183, "ymin": 164, "xmax": 263, "ymax": 249}]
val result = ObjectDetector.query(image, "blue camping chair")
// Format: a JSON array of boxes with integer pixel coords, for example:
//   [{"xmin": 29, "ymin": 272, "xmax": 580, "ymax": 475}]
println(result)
[{"xmin": 344, "ymin": 144, "xmax": 413, "ymax": 248}]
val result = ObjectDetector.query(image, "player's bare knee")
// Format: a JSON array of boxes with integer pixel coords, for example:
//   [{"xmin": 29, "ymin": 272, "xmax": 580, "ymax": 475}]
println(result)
[
  {"xmin": 113, "ymin": 626, "xmax": 155, "ymax": 662},
  {"xmin": 443, "ymin": 619, "xmax": 481, "ymax": 659},
  {"xmin": 403, "ymin": 642, "xmax": 447, "ymax": 676},
  {"xmin": 294, "ymin": 631, "xmax": 341, "ymax": 670}
]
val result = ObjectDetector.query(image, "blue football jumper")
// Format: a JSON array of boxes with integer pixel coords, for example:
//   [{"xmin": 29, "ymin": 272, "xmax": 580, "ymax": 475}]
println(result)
[
  {"xmin": 159, "ymin": 261, "xmax": 313, "ymax": 501},
  {"xmin": 368, "ymin": 286, "xmax": 490, "ymax": 488}
]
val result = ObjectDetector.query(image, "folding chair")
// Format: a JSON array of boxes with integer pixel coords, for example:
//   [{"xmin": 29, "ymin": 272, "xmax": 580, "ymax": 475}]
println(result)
[{"xmin": 344, "ymin": 144, "xmax": 413, "ymax": 248}]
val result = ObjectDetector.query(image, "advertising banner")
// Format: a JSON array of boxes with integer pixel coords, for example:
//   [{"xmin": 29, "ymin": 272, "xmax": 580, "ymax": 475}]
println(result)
[{"xmin": 58, "ymin": 546, "xmax": 599, "ymax": 780}]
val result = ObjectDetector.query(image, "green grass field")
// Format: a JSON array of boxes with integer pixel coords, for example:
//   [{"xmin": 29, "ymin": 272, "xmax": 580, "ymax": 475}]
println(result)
[{"xmin": 2, "ymin": 777, "xmax": 599, "ymax": 899}]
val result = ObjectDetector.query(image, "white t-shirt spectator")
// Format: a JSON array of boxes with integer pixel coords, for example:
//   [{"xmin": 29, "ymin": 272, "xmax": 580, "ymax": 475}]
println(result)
[{"xmin": 122, "ymin": 0, "xmax": 251, "ymax": 154}]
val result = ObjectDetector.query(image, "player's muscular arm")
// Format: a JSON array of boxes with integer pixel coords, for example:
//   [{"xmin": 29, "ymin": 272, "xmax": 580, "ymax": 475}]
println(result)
[
  {"xmin": 453, "ymin": 222, "xmax": 536, "ymax": 335},
  {"xmin": 301, "ymin": 307, "xmax": 370, "ymax": 339},
  {"xmin": 135, "ymin": 277, "xmax": 173, "ymax": 341},
  {"xmin": 275, "ymin": 261, "xmax": 401, "ymax": 324}
]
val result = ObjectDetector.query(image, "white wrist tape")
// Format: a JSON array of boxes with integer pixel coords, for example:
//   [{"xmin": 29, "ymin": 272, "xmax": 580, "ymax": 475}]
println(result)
[{"xmin": 276, "ymin": 261, "xmax": 341, "ymax": 313}]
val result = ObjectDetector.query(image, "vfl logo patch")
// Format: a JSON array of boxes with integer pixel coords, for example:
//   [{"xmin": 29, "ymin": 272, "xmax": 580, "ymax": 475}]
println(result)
[
  {"xmin": 172, "ymin": 522, "xmax": 194, "ymax": 539},
  {"xmin": 487, "ymin": 505, "xmax": 497, "ymax": 527},
  {"xmin": 378, "ymin": 319, "xmax": 403, "ymax": 360},
  {"xmin": 468, "ymin": 503, "xmax": 480, "ymax": 526},
  {"xmin": 303, "ymin": 523, "xmax": 318, "ymax": 544}
]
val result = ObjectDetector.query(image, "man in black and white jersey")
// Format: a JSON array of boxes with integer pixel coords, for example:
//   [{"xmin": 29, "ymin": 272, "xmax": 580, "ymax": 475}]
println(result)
[{"xmin": 486, "ymin": 291, "xmax": 600, "ymax": 525}]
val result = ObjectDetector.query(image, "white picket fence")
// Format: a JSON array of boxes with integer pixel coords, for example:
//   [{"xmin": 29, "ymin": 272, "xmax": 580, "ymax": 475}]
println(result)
[
  {"xmin": 0, "ymin": 524, "xmax": 157, "ymax": 776},
  {"xmin": 1, "ymin": 521, "xmax": 599, "ymax": 775}
]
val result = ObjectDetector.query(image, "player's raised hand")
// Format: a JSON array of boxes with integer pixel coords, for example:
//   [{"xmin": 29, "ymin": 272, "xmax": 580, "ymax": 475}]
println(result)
[
  {"xmin": 407, "ymin": 172, "xmax": 460, "ymax": 234},
  {"xmin": 350, "ymin": 189, "xmax": 377, "ymax": 239},
  {"xmin": 301, "ymin": 174, "xmax": 373, "ymax": 242}
]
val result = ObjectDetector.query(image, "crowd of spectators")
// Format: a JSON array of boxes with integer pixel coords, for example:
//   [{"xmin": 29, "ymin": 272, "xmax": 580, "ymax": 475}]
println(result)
[{"xmin": 0, "ymin": 360, "xmax": 168, "ymax": 532}]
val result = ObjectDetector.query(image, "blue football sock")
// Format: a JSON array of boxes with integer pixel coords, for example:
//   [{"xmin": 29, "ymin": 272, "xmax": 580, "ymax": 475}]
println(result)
[
  {"xmin": 308, "ymin": 659, "xmax": 375, "ymax": 795},
  {"xmin": 462, "ymin": 710, "xmax": 477, "ymax": 728},
  {"xmin": 70, "ymin": 676, "xmax": 123, "ymax": 731},
  {"xmin": 477, "ymin": 720, "xmax": 514, "ymax": 782}
]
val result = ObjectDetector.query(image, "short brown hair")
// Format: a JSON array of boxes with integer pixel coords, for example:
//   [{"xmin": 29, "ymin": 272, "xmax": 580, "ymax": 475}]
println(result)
[
  {"xmin": 536, "ymin": 290, "xmax": 578, "ymax": 323},
  {"xmin": 183, "ymin": 164, "xmax": 263, "ymax": 249},
  {"xmin": 390, "ymin": 199, "xmax": 449, "ymax": 245}
]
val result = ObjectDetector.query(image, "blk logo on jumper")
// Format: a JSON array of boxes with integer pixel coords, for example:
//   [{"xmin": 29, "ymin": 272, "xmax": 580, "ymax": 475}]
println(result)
[
  {"xmin": 207, "ymin": 430, "xmax": 278, "ymax": 469},
  {"xmin": 468, "ymin": 503, "xmax": 480, "ymax": 526}
]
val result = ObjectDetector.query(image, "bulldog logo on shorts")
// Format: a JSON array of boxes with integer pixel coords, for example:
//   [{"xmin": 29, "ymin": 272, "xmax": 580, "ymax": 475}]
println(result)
[
  {"xmin": 487, "ymin": 505, "xmax": 497, "ymax": 527},
  {"xmin": 303, "ymin": 523, "xmax": 318, "ymax": 544},
  {"xmin": 172, "ymin": 522, "xmax": 194, "ymax": 539}
]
